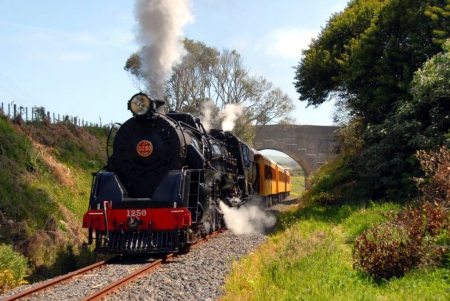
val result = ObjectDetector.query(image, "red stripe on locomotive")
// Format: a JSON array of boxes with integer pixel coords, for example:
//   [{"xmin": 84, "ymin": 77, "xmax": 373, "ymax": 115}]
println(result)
[{"xmin": 83, "ymin": 203, "xmax": 191, "ymax": 231}]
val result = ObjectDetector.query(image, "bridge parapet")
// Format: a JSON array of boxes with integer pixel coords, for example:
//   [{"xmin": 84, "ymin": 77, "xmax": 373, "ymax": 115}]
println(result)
[{"xmin": 253, "ymin": 124, "xmax": 340, "ymax": 176}]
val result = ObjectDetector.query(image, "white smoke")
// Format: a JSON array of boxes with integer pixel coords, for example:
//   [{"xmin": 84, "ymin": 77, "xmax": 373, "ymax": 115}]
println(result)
[
  {"xmin": 200, "ymin": 100, "xmax": 216, "ymax": 132},
  {"xmin": 220, "ymin": 103, "xmax": 244, "ymax": 131},
  {"xmin": 219, "ymin": 200, "xmax": 276, "ymax": 235},
  {"xmin": 134, "ymin": 0, "xmax": 194, "ymax": 98}
]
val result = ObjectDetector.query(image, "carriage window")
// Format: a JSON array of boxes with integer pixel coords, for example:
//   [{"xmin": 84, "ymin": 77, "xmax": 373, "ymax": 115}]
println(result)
[
  {"xmin": 241, "ymin": 144, "xmax": 250, "ymax": 167},
  {"xmin": 265, "ymin": 165, "xmax": 272, "ymax": 179}
]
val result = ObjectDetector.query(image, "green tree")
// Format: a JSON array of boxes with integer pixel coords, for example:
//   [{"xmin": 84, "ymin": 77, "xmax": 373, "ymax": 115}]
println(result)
[
  {"xmin": 295, "ymin": 0, "xmax": 447, "ymax": 125},
  {"xmin": 294, "ymin": 0, "xmax": 386, "ymax": 113},
  {"xmin": 358, "ymin": 39, "xmax": 450, "ymax": 199},
  {"xmin": 425, "ymin": 0, "xmax": 450, "ymax": 44},
  {"xmin": 295, "ymin": 0, "xmax": 450, "ymax": 200}
]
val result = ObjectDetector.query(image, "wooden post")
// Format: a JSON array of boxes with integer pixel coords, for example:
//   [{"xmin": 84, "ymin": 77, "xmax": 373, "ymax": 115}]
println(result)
[
  {"xmin": 47, "ymin": 111, "xmax": 50, "ymax": 123},
  {"xmin": 14, "ymin": 104, "xmax": 17, "ymax": 119}
]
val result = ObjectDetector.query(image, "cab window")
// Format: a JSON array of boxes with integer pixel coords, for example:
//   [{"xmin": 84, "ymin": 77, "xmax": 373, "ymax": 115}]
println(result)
[{"xmin": 241, "ymin": 144, "xmax": 250, "ymax": 167}]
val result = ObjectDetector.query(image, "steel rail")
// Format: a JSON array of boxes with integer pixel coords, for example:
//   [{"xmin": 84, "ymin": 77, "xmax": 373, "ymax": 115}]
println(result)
[
  {"xmin": 3, "ymin": 257, "xmax": 119, "ymax": 301},
  {"xmin": 82, "ymin": 254, "xmax": 174, "ymax": 301},
  {"xmin": 4, "ymin": 228, "xmax": 227, "ymax": 301},
  {"xmin": 83, "ymin": 228, "xmax": 226, "ymax": 300}
]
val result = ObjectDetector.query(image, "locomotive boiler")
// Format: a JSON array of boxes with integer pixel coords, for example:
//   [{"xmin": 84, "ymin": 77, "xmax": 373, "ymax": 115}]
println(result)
[{"xmin": 82, "ymin": 92, "xmax": 258, "ymax": 254}]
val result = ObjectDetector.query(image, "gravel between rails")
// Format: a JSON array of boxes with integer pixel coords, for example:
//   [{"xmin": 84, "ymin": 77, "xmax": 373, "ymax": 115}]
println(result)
[
  {"xmin": 107, "ymin": 198, "xmax": 299, "ymax": 301},
  {"xmin": 1, "ymin": 260, "xmax": 154, "ymax": 301},
  {"xmin": 1, "ymin": 198, "xmax": 299, "ymax": 301}
]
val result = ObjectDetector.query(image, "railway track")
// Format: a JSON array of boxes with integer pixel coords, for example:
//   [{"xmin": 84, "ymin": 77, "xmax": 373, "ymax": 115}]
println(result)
[{"xmin": 3, "ymin": 229, "xmax": 225, "ymax": 301}]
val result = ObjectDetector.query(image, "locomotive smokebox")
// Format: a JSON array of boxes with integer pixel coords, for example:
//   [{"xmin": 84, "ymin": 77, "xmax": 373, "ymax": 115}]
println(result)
[{"xmin": 108, "ymin": 115, "xmax": 187, "ymax": 198}]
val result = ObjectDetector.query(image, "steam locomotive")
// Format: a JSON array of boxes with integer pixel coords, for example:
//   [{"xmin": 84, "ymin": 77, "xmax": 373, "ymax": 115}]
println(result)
[{"xmin": 82, "ymin": 92, "xmax": 291, "ymax": 254}]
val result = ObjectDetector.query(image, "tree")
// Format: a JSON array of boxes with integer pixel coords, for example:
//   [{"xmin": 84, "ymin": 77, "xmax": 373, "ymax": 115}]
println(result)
[
  {"xmin": 425, "ymin": 0, "xmax": 450, "ymax": 44},
  {"xmin": 295, "ymin": 0, "xmax": 450, "ymax": 200},
  {"xmin": 294, "ymin": 0, "xmax": 386, "ymax": 112},
  {"xmin": 166, "ymin": 39, "xmax": 219, "ymax": 113},
  {"xmin": 294, "ymin": 0, "xmax": 447, "ymax": 125},
  {"xmin": 125, "ymin": 39, "xmax": 295, "ymax": 143}
]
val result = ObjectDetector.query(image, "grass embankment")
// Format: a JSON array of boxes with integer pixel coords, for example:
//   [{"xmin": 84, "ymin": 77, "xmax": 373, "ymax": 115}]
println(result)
[
  {"xmin": 289, "ymin": 175, "xmax": 305, "ymax": 199},
  {"xmin": 222, "ymin": 202, "xmax": 450, "ymax": 300},
  {"xmin": 0, "ymin": 115, "xmax": 109, "ymax": 291},
  {"xmin": 221, "ymin": 156, "xmax": 450, "ymax": 300}
]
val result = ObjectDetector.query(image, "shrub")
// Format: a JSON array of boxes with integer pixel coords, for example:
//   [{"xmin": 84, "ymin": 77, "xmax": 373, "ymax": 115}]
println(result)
[
  {"xmin": 0, "ymin": 244, "xmax": 28, "ymax": 293},
  {"xmin": 353, "ymin": 202, "xmax": 448, "ymax": 280},
  {"xmin": 353, "ymin": 146, "xmax": 450, "ymax": 280}
]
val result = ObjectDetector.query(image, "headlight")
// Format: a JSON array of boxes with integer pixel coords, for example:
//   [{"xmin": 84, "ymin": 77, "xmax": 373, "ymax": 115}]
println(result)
[{"xmin": 128, "ymin": 93, "xmax": 151, "ymax": 117}]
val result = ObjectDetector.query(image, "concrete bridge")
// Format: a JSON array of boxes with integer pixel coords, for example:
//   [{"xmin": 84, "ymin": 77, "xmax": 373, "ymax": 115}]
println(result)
[{"xmin": 253, "ymin": 124, "xmax": 340, "ymax": 177}]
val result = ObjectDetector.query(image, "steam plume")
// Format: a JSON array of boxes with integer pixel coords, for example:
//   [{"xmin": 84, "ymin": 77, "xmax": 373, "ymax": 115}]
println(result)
[
  {"xmin": 220, "ymin": 103, "xmax": 244, "ymax": 131},
  {"xmin": 219, "ymin": 200, "xmax": 276, "ymax": 235},
  {"xmin": 134, "ymin": 0, "xmax": 194, "ymax": 98},
  {"xmin": 199, "ymin": 100, "xmax": 217, "ymax": 132}
]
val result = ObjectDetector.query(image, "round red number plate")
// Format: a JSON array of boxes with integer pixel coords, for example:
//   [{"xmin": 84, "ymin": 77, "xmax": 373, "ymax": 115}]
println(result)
[{"xmin": 136, "ymin": 140, "xmax": 153, "ymax": 157}]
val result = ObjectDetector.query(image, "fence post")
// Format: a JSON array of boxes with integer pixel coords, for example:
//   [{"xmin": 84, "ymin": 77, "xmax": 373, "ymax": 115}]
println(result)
[
  {"xmin": 14, "ymin": 104, "xmax": 16, "ymax": 119},
  {"xmin": 53, "ymin": 113, "xmax": 56, "ymax": 123},
  {"xmin": 47, "ymin": 111, "xmax": 50, "ymax": 123}
]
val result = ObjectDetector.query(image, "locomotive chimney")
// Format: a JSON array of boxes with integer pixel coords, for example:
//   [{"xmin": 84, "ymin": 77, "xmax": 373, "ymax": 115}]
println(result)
[{"xmin": 152, "ymin": 99, "xmax": 165, "ymax": 114}]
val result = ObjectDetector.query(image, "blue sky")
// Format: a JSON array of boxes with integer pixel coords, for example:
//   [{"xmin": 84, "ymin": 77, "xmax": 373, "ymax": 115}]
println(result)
[{"xmin": 0, "ymin": 0, "xmax": 348, "ymax": 127}]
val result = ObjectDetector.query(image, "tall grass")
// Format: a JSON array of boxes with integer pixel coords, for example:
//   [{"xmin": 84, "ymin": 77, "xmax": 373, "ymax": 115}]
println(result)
[
  {"xmin": 290, "ymin": 175, "xmax": 305, "ymax": 199},
  {"xmin": 221, "ymin": 202, "xmax": 450, "ymax": 300}
]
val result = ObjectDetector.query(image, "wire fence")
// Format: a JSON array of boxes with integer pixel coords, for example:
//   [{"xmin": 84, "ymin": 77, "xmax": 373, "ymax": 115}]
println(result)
[{"xmin": 0, "ymin": 101, "xmax": 105, "ymax": 127}]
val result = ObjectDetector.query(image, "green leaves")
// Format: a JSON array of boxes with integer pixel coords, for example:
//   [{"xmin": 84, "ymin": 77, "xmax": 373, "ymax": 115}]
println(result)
[{"xmin": 0, "ymin": 244, "xmax": 28, "ymax": 292}]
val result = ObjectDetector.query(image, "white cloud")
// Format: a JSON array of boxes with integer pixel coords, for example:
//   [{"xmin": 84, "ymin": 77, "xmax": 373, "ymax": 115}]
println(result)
[{"xmin": 259, "ymin": 27, "xmax": 317, "ymax": 59}]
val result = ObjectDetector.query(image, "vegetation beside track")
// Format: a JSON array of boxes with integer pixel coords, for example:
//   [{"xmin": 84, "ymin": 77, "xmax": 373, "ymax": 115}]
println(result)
[
  {"xmin": 221, "ymin": 152, "xmax": 450, "ymax": 300},
  {"xmin": 288, "ymin": 175, "xmax": 305, "ymax": 200},
  {"xmin": 0, "ymin": 114, "xmax": 110, "ymax": 291},
  {"xmin": 222, "ymin": 201, "xmax": 450, "ymax": 300}
]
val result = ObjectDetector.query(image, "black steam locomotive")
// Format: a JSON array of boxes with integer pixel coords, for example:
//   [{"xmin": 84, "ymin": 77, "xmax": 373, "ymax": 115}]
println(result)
[{"xmin": 82, "ymin": 92, "xmax": 260, "ymax": 254}]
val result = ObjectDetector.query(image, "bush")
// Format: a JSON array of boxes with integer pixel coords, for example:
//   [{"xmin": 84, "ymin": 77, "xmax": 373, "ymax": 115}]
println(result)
[
  {"xmin": 353, "ymin": 203, "xmax": 448, "ymax": 280},
  {"xmin": 0, "ymin": 244, "xmax": 28, "ymax": 293},
  {"xmin": 353, "ymin": 146, "xmax": 450, "ymax": 280}
]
